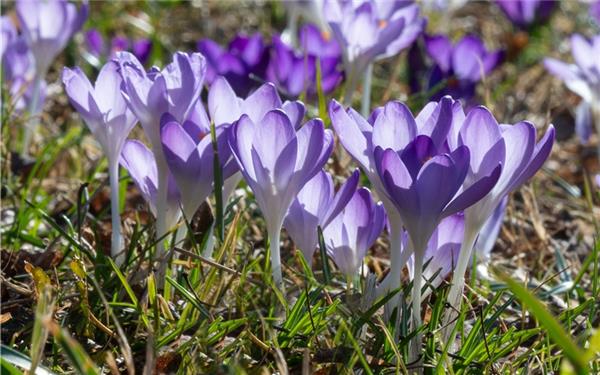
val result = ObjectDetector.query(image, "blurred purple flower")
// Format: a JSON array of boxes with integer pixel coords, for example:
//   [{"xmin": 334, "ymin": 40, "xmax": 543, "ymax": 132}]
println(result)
[
  {"xmin": 267, "ymin": 24, "xmax": 343, "ymax": 98},
  {"xmin": 592, "ymin": 1, "xmax": 600, "ymax": 23},
  {"xmin": 198, "ymin": 33, "xmax": 269, "ymax": 96},
  {"xmin": 120, "ymin": 140, "xmax": 182, "ymax": 230},
  {"xmin": 85, "ymin": 29, "xmax": 152, "ymax": 65},
  {"xmin": 284, "ymin": 169, "xmax": 359, "ymax": 265},
  {"xmin": 424, "ymin": 34, "xmax": 504, "ymax": 102},
  {"xmin": 229, "ymin": 109, "xmax": 333, "ymax": 287},
  {"xmin": 495, "ymin": 0, "xmax": 556, "ymax": 28},
  {"xmin": 544, "ymin": 34, "xmax": 600, "ymax": 143},
  {"xmin": 16, "ymin": 0, "xmax": 88, "ymax": 76},
  {"xmin": 325, "ymin": 0, "xmax": 425, "ymax": 103},
  {"xmin": 324, "ymin": 187, "xmax": 386, "ymax": 278},
  {"xmin": 62, "ymin": 61, "xmax": 138, "ymax": 260}
]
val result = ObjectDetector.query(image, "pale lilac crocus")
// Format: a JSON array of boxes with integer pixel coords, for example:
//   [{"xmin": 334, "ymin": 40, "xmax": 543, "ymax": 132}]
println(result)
[
  {"xmin": 208, "ymin": 76, "xmax": 305, "ymax": 199},
  {"xmin": 284, "ymin": 169, "xmax": 359, "ymax": 265},
  {"xmin": 544, "ymin": 35, "xmax": 600, "ymax": 145},
  {"xmin": 441, "ymin": 106, "xmax": 555, "ymax": 343},
  {"xmin": 120, "ymin": 140, "xmax": 182, "ymax": 232},
  {"xmin": 325, "ymin": 0, "xmax": 425, "ymax": 113},
  {"xmin": 16, "ymin": 0, "xmax": 88, "ymax": 156},
  {"xmin": 84, "ymin": 28, "xmax": 153, "ymax": 67},
  {"xmin": 328, "ymin": 96, "xmax": 465, "ymax": 301},
  {"xmin": 229, "ymin": 110, "xmax": 333, "ymax": 287},
  {"xmin": 118, "ymin": 51, "xmax": 205, "ymax": 259},
  {"xmin": 324, "ymin": 187, "xmax": 385, "ymax": 280},
  {"xmin": 62, "ymin": 61, "xmax": 137, "ymax": 261}
]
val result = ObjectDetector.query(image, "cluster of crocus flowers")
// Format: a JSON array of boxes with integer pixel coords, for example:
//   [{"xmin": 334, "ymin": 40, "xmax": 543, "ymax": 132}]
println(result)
[
  {"xmin": 15, "ymin": 0, "xmax": 88, "ymax": 156},
  {"xmin": 84, "ymin": 28, "xmax": 153, "ymax": 67},
  {"xmin": 423, "ymin": 34, "xmax": 504, "ymax": 103},
  {"xmin": 544, "ymin": 34, "xmax": 600, "ymax": 145}
]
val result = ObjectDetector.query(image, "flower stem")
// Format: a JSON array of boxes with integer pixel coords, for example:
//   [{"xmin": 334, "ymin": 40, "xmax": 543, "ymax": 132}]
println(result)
[
  {"xmin": 154, "ymin": 158, "xmax": 169, "ymax": 287},
  {"xmin": 269, "ymin": 227, "xmax": 283, "ymax": 289},
  {"xmin": 361, "ymin": 63, "xmax": 373, "ymax": 117},
  {"xmin": 409, "ymin": 241, "xmax": 425, "ymax": 365},
  {"xmin": 592, "ymin": 102, "xmax": 600, "ymax": 162},
  {"xmin": 441, "ymin": 224, "xmax": 480, "ymax": 347},
  {"xmin": 21, "ymin": 75, "xmax": 42, "ymax": 158},
  {"xmin": 108, "ymin": 158, "xmax": 123, "ymax": 264}
]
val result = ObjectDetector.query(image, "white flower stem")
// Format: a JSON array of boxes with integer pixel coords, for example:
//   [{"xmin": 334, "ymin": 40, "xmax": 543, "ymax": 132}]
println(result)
[
  {"xmin": 21, "ymin": 75, "xmax": 43, "ymax": 158},
  {"xmin": 108, "ymin": 158, "xmax": 124, "ymax": 264},
  {"xmin": 441, "ymin": 224, "xmax": 480, "ymax": 347},
  {"xmin": 361, "ymin": 63, "xmax": 373, "ymax": 117},
  {"xmin": 343, "ymin": 64, "xmax": 360, "ymax": 107},
  {"xmin": 409, "ymin": 239, "xmax": 425, "ymax": 366},
  {"xmin": 269, "ymin": 226, "xmax": 283, "ymax": 289}
]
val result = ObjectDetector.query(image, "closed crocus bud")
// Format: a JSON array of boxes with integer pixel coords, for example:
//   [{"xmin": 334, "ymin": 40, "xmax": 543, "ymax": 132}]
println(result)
[
  {"xmin": 544, "ymin": 35, "xmax": 600, "ymax": 143},
  {"xmin": 63, "ymin": 61, "xmax": 137, "ymax": 260},
  {"xmin": 119, "ymin": 140, "xmax": 181, "ymax": 231},
  {"xmin": 495, "ymin": 0, "xmax": 556, "ymax": 29},
  {"xmin": 16, "ymin": 0, "xmax": 88, "ymax": 76},
  {"xmin": 284, "ymin": 169, "xmax": 359, "ymax": 265},
  {"xmin": 160, "ymin": 112, "xmax": 237, "ymax": 219},
  {"xmin": 229, "ymin": 109, "xmax": 333, "ymax": 288},
  {"xmin": 324, "ymin": 188, "xmax": 385, "ymax": 278}
]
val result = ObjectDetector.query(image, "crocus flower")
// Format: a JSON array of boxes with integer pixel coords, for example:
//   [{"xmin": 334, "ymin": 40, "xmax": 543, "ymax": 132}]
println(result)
[
  {"xmin": 324, "ymin": 188, "xmax": 385, "ymax": 279},
  {"xmin": 118, "ymin": 51, "xmax": 206, "ymax": 258},
  {"xmin": 592, "ymin": 1, "xmax": 600, "ymax": 24},
  {"xmin": 544, "ymin": 34, "xmax": 600, "ymax": 144},
  {"xmin": 120, "ymin": 140, "xmax": 181, "ymax": 232},
  {"xmin": 329, "ymin": 96, "xmax": 466, "ymax": 299},
  {"xmin": 495, "ymin": 0, "xmax": 556, "ymax": 28},
  {"xmin": 208, "ymin": 76, "xmax": 306, "ymax": 198},
  {"xmin": 160, "ymin": 112, "xmax": 237, "ymax": 219},
  {"xmin": 16, "ymin": 0, "xmax": 87, "ymax": 157},
  {"xmin": 267, "ymin": 24, "xmax": 343, "ymax": 98},
  {"xmin": 325, "ymin": 0, "xmax": 425, "ymax": 106},
  {"xmin": 284, "ymin": 169, "xmax": 359, "ymax": 265},
  {"xmin": 424, "ymin": 34, "xmax": 504, "ymax": 102},
  {"xmin": 1, "ymin": 16, "xmax": 17, "ymax": 58},
  {"xmin": 16, "ymin": 0, "xmax": 88, "ymax": 76},
  {"xmin": 229, "ymin": 109, "xmax": 334, "ymax": 287},
  {"xmin": 281, "ymin": 0, "xmax": 328, "ymax": 46},
  {"xmin": 473, "ymin": 197, "xmax": 507, "ymax": 261},
  {"xmin": 198, "ymin": 33, "xmax": 269, "ymax": 96},
  {"xmin": 62, "ymin": 61, "xmax": 137, "ymax": 261},
  {"xmin": 441, "ymin": 106, "xmax": 555, "ymax": 343}
]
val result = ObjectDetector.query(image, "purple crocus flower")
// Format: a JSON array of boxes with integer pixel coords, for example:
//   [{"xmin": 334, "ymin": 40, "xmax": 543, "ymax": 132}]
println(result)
[
  {"xmin": 62, "ymin": 61, "xmax": 138, "ymax": 260},
  {"xmin": 324, "ymin": 188, "xmax": 386, "ymax": 279},
  {"xmin": 495, "ymin": 0, "xmax": 556, "ymax": 28},
  {"xmin": 198, "ymin": 33, "xmax": 269, "ymax": 96},
  {"xmin": 267, "ymin": 24, "xmax": 343, "ymax": 98},
  {"xmin": 85, "ymin": 29, "xmax": 153, "ymax": 66},
  {"xmin": 16, "ymin": 0, "xmax": 88, "ymax": 76},
  {"xmin": 1, "ymin": 16, "xmax": 17, "ymax": 58},
  {"xmin": 84, "ymin": 29, "xmax": 105, "ymax": 57},
  {"xmin": 284, "ymin": 169, "xmax": 359, "ymax": 265},
  {"xmin": 118, "ymin": 51, "xmax": 206, "ymax": 258},
  {"xmin": 120, "ymin": 140, "xmax": 182, "ymax": 232},
  {"xmin": 160, "ymin": 112, "xmax": 236, "ymax": 219},
  {"xmin": 208, "ymin": 77, "xmax": 306, "ymax": 200},
  {"xmin": 325, "ymin": 0, "xmax": 425, "ymax": 105},
  {"xmin": 441, "ymin": 106, "xmax": 555, "ymax": 343},
  {"xmin": 282, "ymin": 0, "xmax": 328, "ymax": 47},
  {"xmin": 544, "ymin": 34, "xmax": 600, "ymax": 143},
  {"xmin": 424, "ymin": 34, "xmax": 504, "ymax": 102},
  {"xmin": 229, "ymin": 109, "xmax": 334, "ymax": 287},
  {"xmin": 329, "ymin": 96, "xmax": 466, "ymax": 299},
  {"xmin": 132, "ymin": 39, "xmax": 152, "ymax": 65},
  {"xmin": 591, "ymin": 1, "xmax": 600, "ymax": 24}
]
